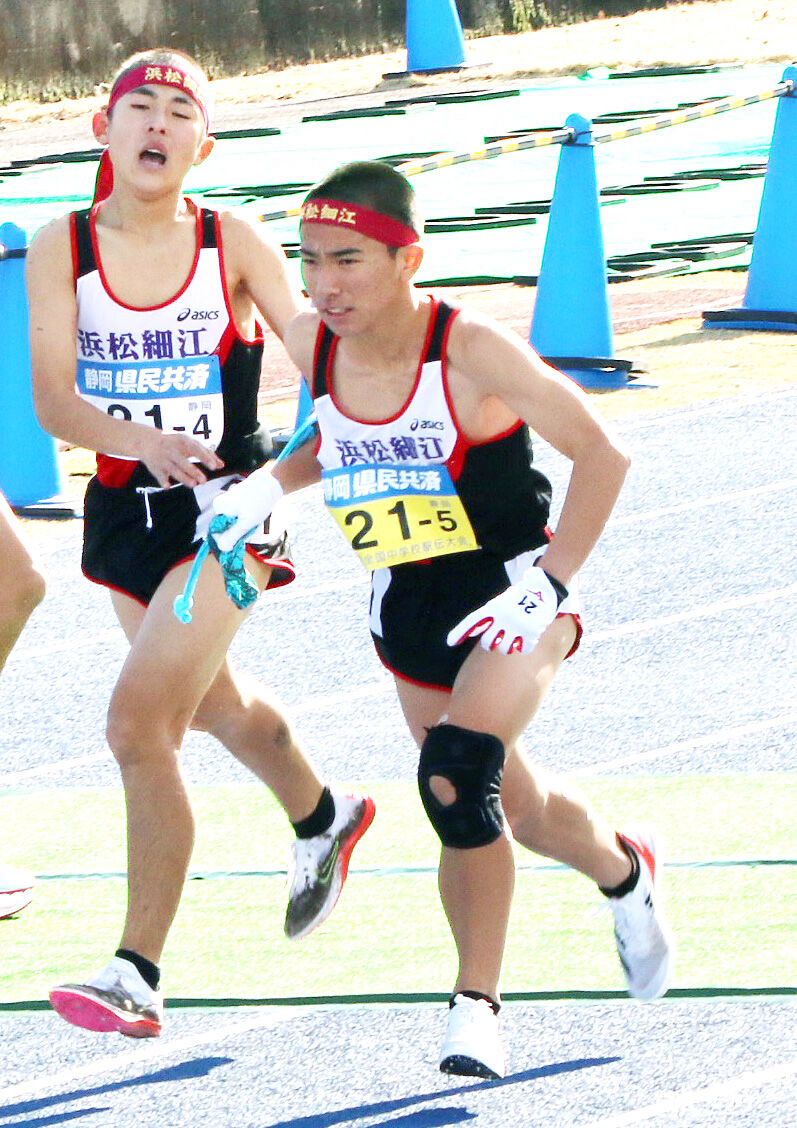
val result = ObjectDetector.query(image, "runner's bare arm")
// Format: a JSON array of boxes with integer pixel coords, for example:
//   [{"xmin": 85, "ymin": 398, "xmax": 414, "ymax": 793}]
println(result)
[
  {"xmin": 219, "ymin": 211, "xmax": 303, "ymax": 340},
  {"xmin": 210, "ymin": 314, "xmax": 321, "ymax": 549},
  {"xmin": 446, "ymin": 311, "xmax": 630, "ymax": 586},
  {"xmin": 26, "ymin": 219, "xmax": 224, "ymax": 488},
  {"xmin": 274, "ymin": 315, "xmax": 323, "ymax": 491}
]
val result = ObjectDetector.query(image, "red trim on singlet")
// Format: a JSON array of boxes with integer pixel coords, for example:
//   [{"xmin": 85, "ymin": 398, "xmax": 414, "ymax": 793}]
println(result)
[
  {"xmin": 78, "ymin": 204, "xmax": 246, "ymax": 489},
  {"xmin": 213, "ymin": 210, "xmax": 264, "ymax": 350},
  {"xmin": 69, "ymin": 213, "xmax": 80, "ymax": 287},
  {"xmin": 438, "ymin": 305, "xmax": 526, "ymax": 482},
  {"xmin": 88, "ymin": 198, "xmax": 204, "ymax": 312},
  {"xmin": 437, "ymin": 307, "xmax": 470, "ymax": 481},
  {"xmin": 316, "ymin": 298, "xmax": 441, "ymax": 426}
]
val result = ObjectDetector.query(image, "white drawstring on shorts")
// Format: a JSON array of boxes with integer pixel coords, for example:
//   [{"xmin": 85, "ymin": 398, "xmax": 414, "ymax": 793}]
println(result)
[{"xmin": 136, "ymin": 485, "xmax": 172, "ymax": 530}]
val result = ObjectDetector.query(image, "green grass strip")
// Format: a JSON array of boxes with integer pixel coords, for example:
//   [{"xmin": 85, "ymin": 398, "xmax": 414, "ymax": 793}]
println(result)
[
  {"xmin": 1, "ymin": 774, "xmax": 794, "ymax": 1005},
  {"xmin": 2, "ymin": 985, "xmax": 794, "ymax": 1015}
]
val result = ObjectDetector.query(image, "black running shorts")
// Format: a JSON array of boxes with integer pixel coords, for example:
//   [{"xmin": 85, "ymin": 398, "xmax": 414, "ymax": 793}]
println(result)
[
  {"xmin": 369, "ymin": 545, "xmax": 582, "ymax": 691},
  {"xmin": 82, "ymin": 473, "xmax": 294, "ymax": 606}
]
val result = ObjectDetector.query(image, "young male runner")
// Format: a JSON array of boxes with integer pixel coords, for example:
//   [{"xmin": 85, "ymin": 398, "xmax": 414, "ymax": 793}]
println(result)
[
  {"xmin": 26, "ymin": 52, "xmax": 373, "ymax": 1039},
  {"xmin": 213, "ymin": 160, "xmax": 674, "ymax": 1078}
]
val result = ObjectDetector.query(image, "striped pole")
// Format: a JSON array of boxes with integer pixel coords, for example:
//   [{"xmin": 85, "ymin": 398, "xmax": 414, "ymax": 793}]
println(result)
[
  {"xmin": 258, "ymin": 128, "xmax": 574, "ymax": 223},
  {"xmin": 590, "ymin": 81, "xmax": 794, "ymax": 146},
  {"xmin": 258, "ymin": 80, "xmax": 794, "ymax": 225}
]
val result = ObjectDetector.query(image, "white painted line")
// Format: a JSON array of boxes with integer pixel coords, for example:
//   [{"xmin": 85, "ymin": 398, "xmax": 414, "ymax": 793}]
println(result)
[
  {"xmin": 616, "ymin": 387, "xmax": 797, "ymax": 433},
  {"xmin": 612, "ymin": 478, "xmax": 797, "ymax": 526},
  {"xmin": 2, "ymin": 752, "xmax": 114, "ymax": 786},
  {"xmin": 576, "ymin": 713, "xmax": 797, "ymax": 775},
  {"xmin": 5, "ymin": 583, "xmax": 794, "ymax": 785},
  {"xmin": 295, "ymin": 676, "xmax": 394, "ymax": 712},
  {"xmin": 0, "ymin": 1005, "xmax": 295, "ymax": 1106},
  {"xmin": 587, "ymin": 581, "xmax": 797, "ymax": 643},
  {"xmin": 10, "ymin": 469, "xmax": 795, "ymax": 663},
  {"xmin": 577, "ymin": 1057, "xmax": 797, "ymax": 1128},
  {"xmin": 10, "ymin": 627, "xmax": 124, "ymax": 661},
  {"xmin": 9, "ymin": 578, "xmax": 367, "ymax": 660}
]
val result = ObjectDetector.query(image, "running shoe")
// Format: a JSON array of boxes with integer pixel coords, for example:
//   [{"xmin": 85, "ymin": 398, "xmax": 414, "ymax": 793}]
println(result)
[
  {"xmin": 49, "ymin": 957, "xmax": 163, "ymax": 1038},
  {"xmin": 610, "ymin": 826, "xmax": 674, "ymax": 1001},
  {"xmin": 284, "ymin": 791, "xmax": 375, "ymax": 940},
  {"xmin": 439, "ymin": 993, "xmax": 505, "ymax": 1080},
  {"xmin": 0, "ymin": 863, "xmax": 35, "ymax": 919}
]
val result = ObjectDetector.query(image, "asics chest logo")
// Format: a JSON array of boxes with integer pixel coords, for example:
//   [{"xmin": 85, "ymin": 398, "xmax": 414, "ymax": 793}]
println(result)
[{"xmin": 177, "ymin": 308, "xmax": 220, "ymax": 322}]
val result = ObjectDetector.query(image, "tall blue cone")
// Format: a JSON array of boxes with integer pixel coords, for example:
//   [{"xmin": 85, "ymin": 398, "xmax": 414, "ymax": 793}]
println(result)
[
  {"xmin": 406, "ymin": 0, "xmax": 466, "ymax": 73},
  {"xmin": 530, "ymin": 115, "xmax": 633, "ymax": 390},
  {"xmin": 0, "ymin": 222, "xmax": 66, "ymax": 509},
  {"xmin": 703, "ymin": 66, "xmax": 797, "ymax": 331}
]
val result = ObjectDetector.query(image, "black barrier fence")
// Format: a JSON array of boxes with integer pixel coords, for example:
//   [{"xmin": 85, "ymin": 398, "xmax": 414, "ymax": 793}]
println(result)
[{"xmin": 0, "ymin": 1, "xmax": 689, "ymax": 97}]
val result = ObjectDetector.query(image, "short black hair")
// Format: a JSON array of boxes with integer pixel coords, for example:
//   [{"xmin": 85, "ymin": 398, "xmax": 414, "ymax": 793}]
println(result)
[{"xmin": 304, "ymin": 161, "xmax": 423, "ymax": 242}]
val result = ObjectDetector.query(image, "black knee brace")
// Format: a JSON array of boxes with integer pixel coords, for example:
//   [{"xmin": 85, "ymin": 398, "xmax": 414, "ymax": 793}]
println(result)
[{"xmin": 418, "ymin": 723, "xmax": 505, "ymax": 849}]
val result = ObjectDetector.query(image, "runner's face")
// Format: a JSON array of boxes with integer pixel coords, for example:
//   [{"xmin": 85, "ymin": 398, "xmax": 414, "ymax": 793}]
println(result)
[
  {"xmin": 98, "ymin": 83, "xmax": 212, "ymax": 194},
  {"xmin": 299, "ymin": 223, "xmax": 409, "ymax": 335}
]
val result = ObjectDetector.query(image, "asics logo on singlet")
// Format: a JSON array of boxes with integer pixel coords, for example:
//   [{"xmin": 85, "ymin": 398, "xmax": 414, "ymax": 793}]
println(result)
[
  {"xmin": 409, "ymin": 419, "xmax": 444, "ymax": 431},
  {"xmin": 177, "ymin": 308, "xmax": 220, "ymax": 322}
]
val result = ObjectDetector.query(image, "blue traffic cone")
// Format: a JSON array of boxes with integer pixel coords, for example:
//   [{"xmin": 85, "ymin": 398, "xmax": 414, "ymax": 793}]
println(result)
[
  {"xmin": 406, "ymin": 0, "xmax": 466, "ymax": 74},
  {"xmin": 703, "ymin": 66, "xmax": 797, "ymax": 331},
  {"xmin": 530, "ymin": 115, "xmax": 634, "ymax": 390},
  {"xmin": 0, "ymin": 222, "xmax": 68, "ymax": 511}
]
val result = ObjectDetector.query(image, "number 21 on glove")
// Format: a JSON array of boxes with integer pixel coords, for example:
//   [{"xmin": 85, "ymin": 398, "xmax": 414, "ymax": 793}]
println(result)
[{"xmin": 446, "ymin": 565, "xmax": 568, "ymax": 656}]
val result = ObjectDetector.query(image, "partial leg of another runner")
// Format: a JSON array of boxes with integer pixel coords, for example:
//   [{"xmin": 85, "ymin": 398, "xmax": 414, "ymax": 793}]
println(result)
[
  {"xmin": 49, "ymin": 552, "xmax": 373, "ymax": 1037},
  {"xmin": 0, "ymin": 494, "xmax": 45, "ymax": 918},
  {"xmin": 0, "ymin": 492, "xmax": 46, "ymax": 674}
]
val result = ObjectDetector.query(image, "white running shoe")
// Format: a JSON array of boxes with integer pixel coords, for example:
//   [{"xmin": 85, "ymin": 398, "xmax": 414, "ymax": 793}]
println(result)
[
  {"xmin": 0, "ymin": 863, "xmax": 35, "ymax": 919},
  {"xmin": 284, "ymin": 792, "xmax": 375, "ymax": 940},
  {"xmin": 49, "ymin": 956, "xmax": 163, "ymax": 1038},
  {"xmin": 610, "ymin": 826, "xmax": 674, "ymax": 1001},
  {"xmin": 439, "ymin": 993, "xmax": 505, "ymax": 1080}
]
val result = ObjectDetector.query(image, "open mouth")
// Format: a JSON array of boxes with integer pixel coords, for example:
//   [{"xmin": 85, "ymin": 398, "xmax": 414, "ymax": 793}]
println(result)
[{"xmin": 139, "ymin": 148, "xmax": 167, "ymax": 166}]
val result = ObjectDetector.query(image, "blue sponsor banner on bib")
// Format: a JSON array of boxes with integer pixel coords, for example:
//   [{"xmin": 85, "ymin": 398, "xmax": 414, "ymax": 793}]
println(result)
[{"xmin": 76, "ymin": 354, "xmax": 222, "ymax": 399}]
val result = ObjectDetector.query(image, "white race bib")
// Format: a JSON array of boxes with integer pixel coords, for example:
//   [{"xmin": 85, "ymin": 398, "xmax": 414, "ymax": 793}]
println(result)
[{"xmin": 76, "ymin": 354, "xmax": 224, "ymax": 458}]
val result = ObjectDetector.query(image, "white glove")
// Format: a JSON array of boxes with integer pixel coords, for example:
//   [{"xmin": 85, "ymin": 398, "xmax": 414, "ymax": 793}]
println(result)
[
  {"xmin": 211, "ymin": 468, "xmax": 284, "ymax": 553},
  {"xmin": 446, "ymin": 565, "xmax": 567, "ymax": 656}
]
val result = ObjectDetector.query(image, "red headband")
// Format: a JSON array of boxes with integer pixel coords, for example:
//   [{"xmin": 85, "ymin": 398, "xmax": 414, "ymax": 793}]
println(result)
[
  {"xmin": 300, "ymin": 199, "xmax": 419, "ymax": 246},
  {"xmin": 107, "ymin": 62, "xmax": 211, "ymax": 130}
]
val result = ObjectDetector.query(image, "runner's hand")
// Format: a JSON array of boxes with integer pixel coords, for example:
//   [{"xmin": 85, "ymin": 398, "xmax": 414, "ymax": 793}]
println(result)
[
  {"xmin": 140, "ymin": 430, "xmax": 224, "ymax": 489},
  {"xmin": 446, "ymin": 565, "xmax": 567, "ymax": 655},
  {"xmin": 211, "ymin": 468, "xmax": 284, "ymax": 552}
]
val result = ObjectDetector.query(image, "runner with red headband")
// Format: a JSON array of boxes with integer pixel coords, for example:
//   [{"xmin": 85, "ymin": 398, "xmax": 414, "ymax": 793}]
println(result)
[
  {"xmin": 93, "ymin": 54, "xmax": 212, "ymax": 203},
  {"xmin": 26, "ymin": 50, "xmax": 374, "ymax": 1040},
  {"xmin": 214, "ymin": 159, "xmax": 675, "ymax": 1079}
]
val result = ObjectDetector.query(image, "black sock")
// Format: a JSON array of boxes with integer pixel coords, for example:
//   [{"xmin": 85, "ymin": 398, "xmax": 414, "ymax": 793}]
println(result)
[
  {"xmin": 599, "ymin": 835, "xmax": 640, "ymax": 899},
  {"xmin": 452, "ymin": 989, "xmax": 501, "ymax": 1015},
  {"xmin": 115, "ymin": 948, "xmax": 161, "ymax": 991},
  {"xmin": 291, "ymin": 786, "xmax": 335, "ymax": 839}
]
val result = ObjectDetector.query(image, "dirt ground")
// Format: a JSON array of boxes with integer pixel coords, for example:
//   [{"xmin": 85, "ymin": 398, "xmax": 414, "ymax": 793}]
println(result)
[
  {"xmin": 4, "ymin": 0, "xmax": 796, "ymax": 497},
  {"xmin": 2, "ymin": 1, "xmax": 794, "ymax": 132}
]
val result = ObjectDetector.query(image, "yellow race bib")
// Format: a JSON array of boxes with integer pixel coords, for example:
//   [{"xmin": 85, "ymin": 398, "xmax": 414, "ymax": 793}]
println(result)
[{"xmin": 323, "ymin": 463, "xmax": 478, "ymax": 570}]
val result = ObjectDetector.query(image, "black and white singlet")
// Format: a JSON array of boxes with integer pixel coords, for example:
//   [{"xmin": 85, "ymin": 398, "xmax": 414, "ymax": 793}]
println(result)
[
  {"xmin": 310, "ymin": 298, "xmax": 580, "ymax": 689},
  {"xmin": 72, "ymin": 200, "xmax": 293, "ymax": 604}
]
